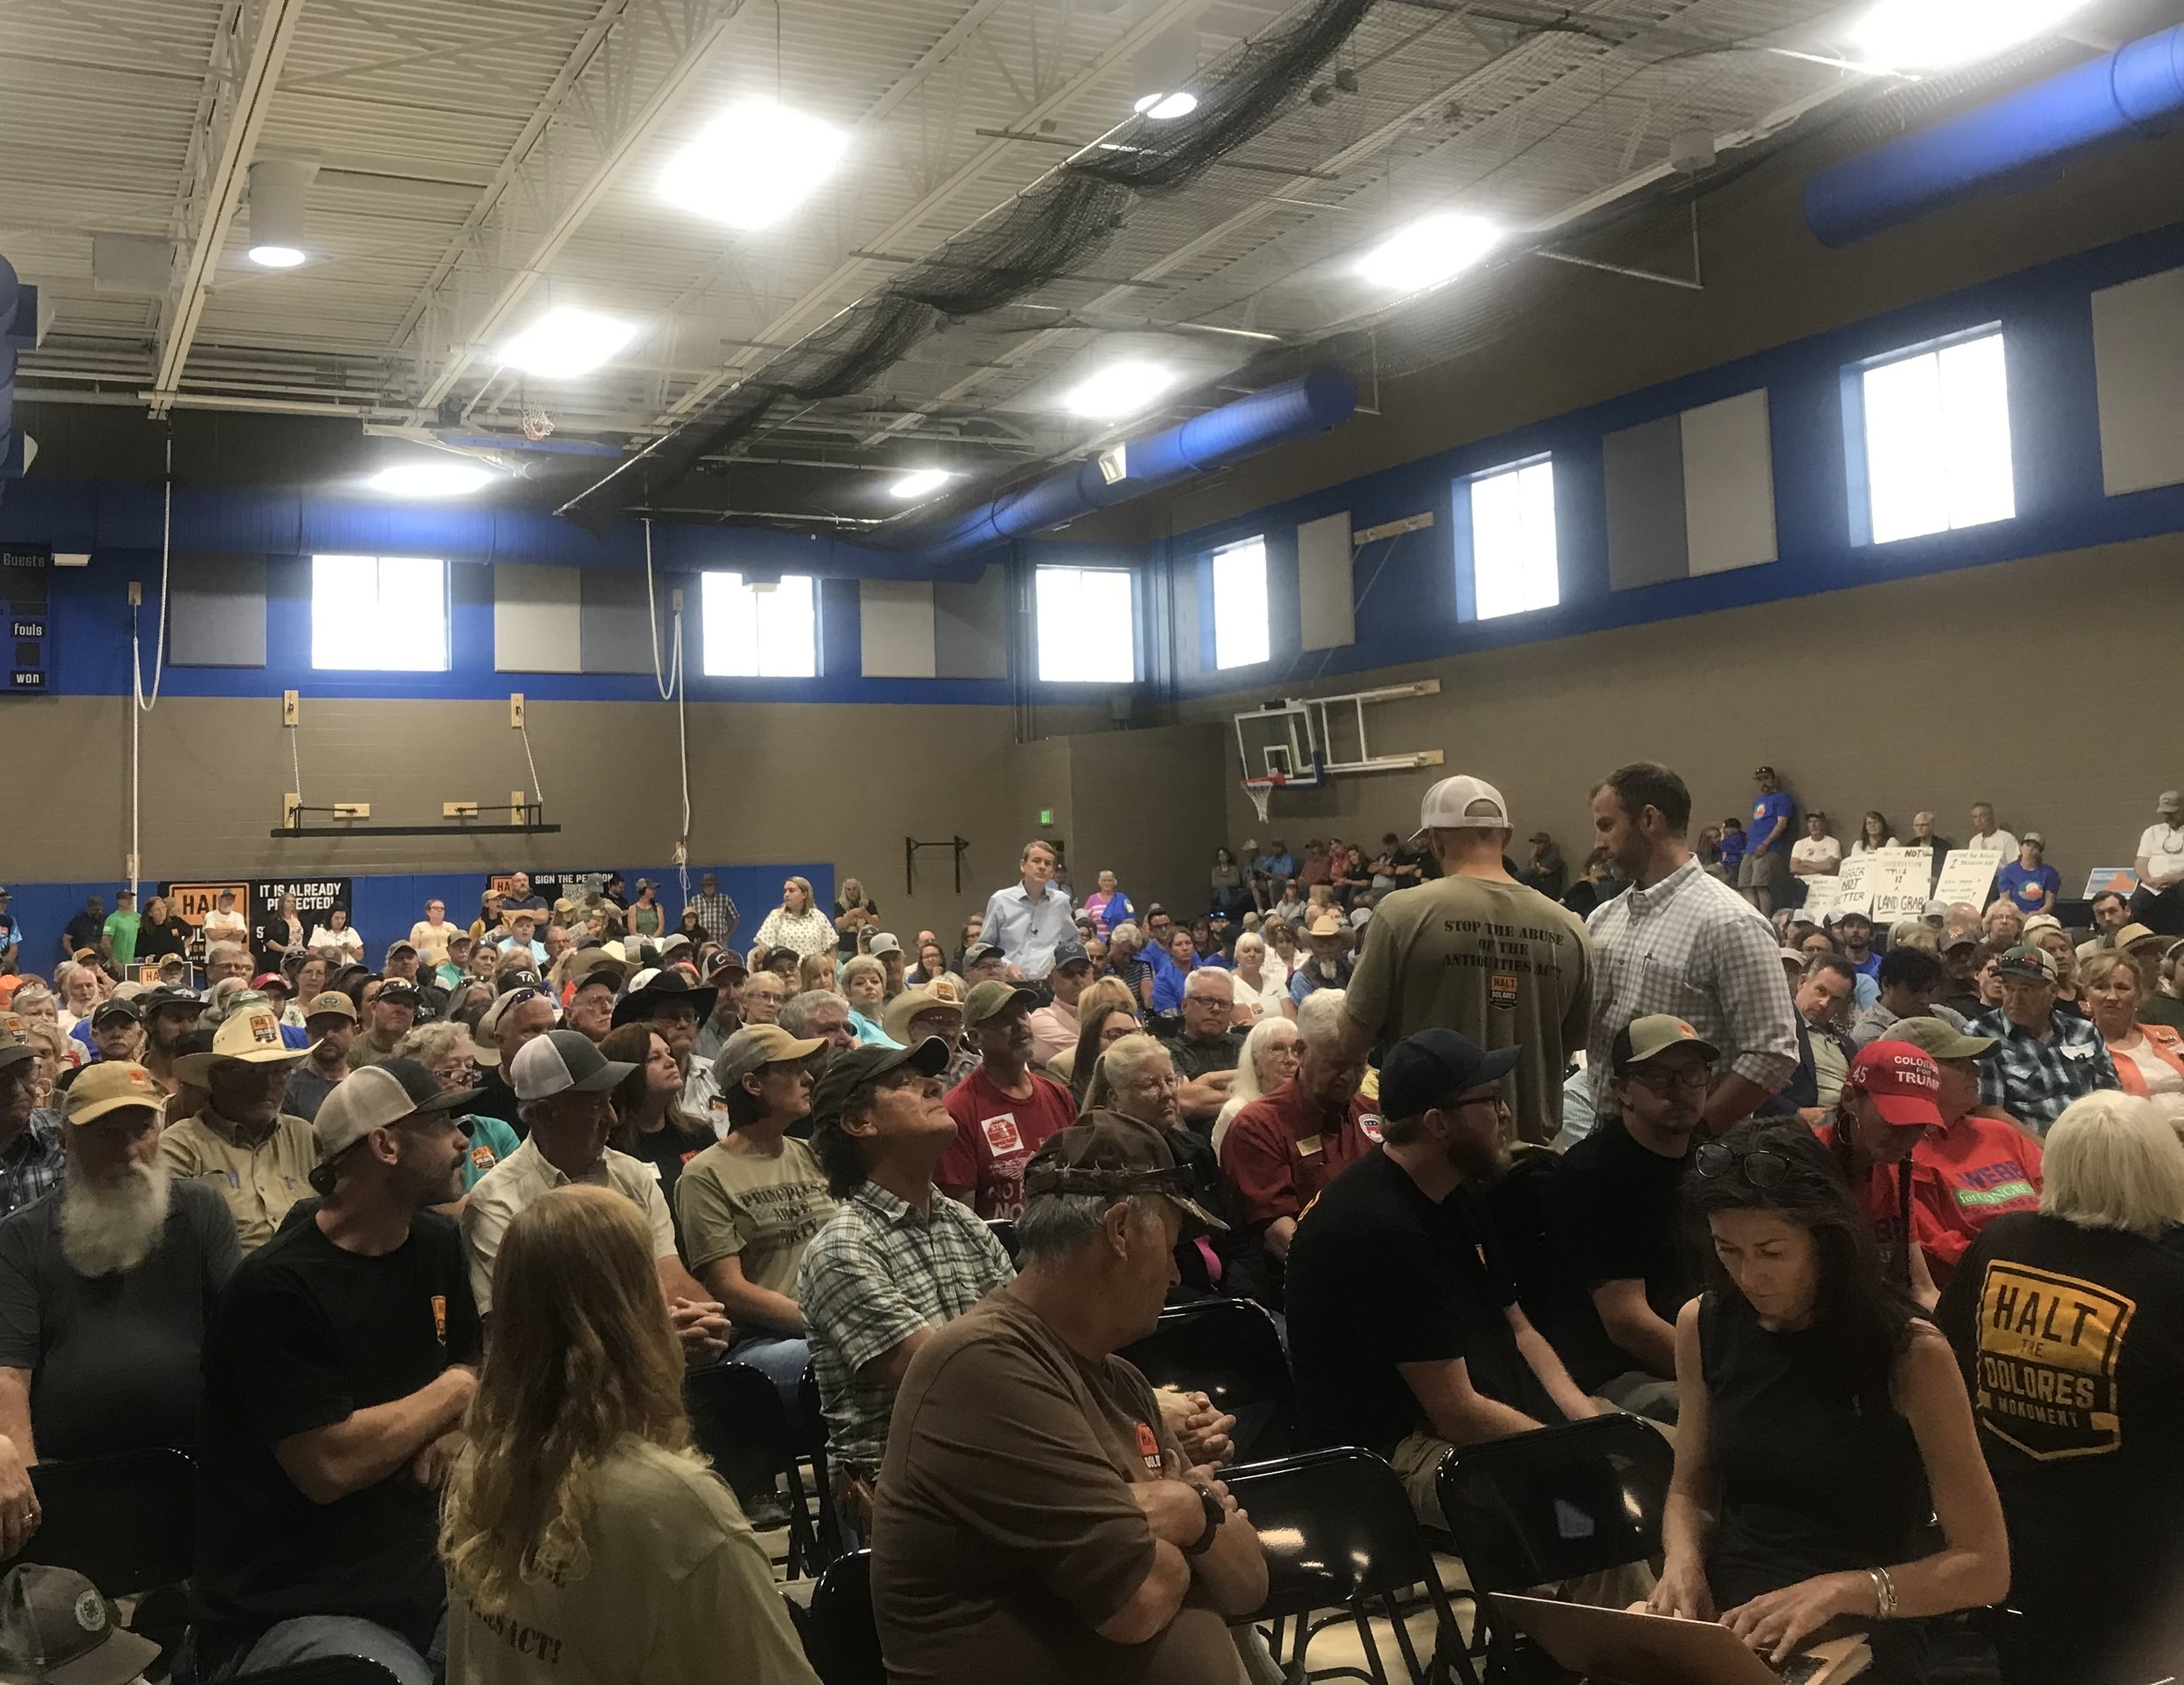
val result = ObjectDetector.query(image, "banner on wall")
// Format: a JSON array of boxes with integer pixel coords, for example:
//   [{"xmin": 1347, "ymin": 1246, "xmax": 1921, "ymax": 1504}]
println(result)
[
  {"xmin": 2083, "ymin": 867, "xmax": 2139, "ymax": 898},
  {"xmin": 159, "ymin": 880, "xmax": 252, "ymax": 929},
  {"xmin": 159, "ymin": 879, "xmax": 353, "ymax": 935}
]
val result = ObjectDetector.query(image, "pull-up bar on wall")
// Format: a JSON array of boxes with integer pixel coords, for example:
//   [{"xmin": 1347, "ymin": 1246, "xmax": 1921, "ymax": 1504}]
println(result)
[{"xmin": 906, "ymin": 836, "xmax": 970, "ymax": 898}]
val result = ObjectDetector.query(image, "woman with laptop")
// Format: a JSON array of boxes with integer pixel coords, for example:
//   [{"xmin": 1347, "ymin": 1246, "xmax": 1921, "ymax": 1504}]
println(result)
[{"xmin": 1648, "ymin": 1116, "xmax": 2008, "ymax": 1682}]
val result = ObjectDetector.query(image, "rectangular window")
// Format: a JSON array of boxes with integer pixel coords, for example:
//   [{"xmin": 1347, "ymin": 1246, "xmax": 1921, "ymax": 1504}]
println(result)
[
  {"xmin": 1466, "ymin": 458, "xmax": 1559, "ymax": 620},
  {"xmin": 700, "ymin": 572, "xmax": 818, "ymax": 678},
  {"xmin": 1211, "ymin": 537, "xmax": 1271, "ymax": 670},
  {"xmin": 310, "ymin": 555, "xmax": 448, "ymax": 671},
  {"xmin": 1034, "ymin": 566, "xmax": 1134, "ymax": 683},
  {"xmin": 1858, "ymin": 329, "xmax": 2015, "ymax": 544}
]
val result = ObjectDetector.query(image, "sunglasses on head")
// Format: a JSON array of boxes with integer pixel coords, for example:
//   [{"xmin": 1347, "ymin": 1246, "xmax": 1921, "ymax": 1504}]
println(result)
[{"xmin": 1694, "ymin": 1141, "xmax": 1791, "ymax": 1188}]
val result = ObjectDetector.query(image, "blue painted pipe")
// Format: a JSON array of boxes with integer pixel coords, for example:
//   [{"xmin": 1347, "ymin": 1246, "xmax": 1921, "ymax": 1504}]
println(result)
[
  {"xmin": 1806, "ymin": 24, "xmax": 2184, "ymax": 248},
  {"xmin": 913, "ymin": 366, "xmax": 1358, "ymax": 558}
]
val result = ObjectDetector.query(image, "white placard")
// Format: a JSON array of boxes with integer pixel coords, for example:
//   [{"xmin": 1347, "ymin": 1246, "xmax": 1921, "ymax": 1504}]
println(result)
[
  {"xmin": 1800, "ymin": 876, "xmax": 1842, "ymax": 924},
  {"xmin": 1831, "ymin": 855, "xmax": 1873, "ymax": 919},
  {"xmin": 1867, "ymin": 847, "xmax": 1932, "ymax": 924},
  {"xmin": 1934, "ymin": 850, "xmax": 2001, "ymax": 909}
]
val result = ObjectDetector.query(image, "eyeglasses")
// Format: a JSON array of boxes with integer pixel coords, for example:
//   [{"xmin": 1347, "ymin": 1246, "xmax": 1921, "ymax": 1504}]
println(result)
[
  {"xmin": 1627, "ymin": 1064, "xmax": 1711, "ymax": 1094},
  {"xmin": 1694, "ymin": 1142, "xmax": 1791, "ymax": 1187}
]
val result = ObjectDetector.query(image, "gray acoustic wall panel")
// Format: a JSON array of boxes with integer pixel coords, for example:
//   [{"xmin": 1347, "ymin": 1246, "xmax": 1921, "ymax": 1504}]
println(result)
[
  {"xmin": 171, "ymin": 553, "xmax": 267, "ymax": 667},
  {"xmin": 494, "ymin": 563, "xmax": 582, "ymax": 673},
  {"xmin": 1296, "ymin": 511, "xmax": 1355, "ymax": 652},
  {"xmin": 1681, "ymin": 389, "xmax": 1778, "ymax": 577},
  {"xmin": 2091, "ymin": 266, "xmax": 2184, "ymax": 497},
  {"xmin": 935, "ymin": 565, "xmax": 1007, "ymax": 680},
  {"xmin": 1603, "ymin": 416, "xmax": 1689, "ymax": 590},
  {"xmin": 579, "ymin": 568, "xmax": 670, "ymax": 675},
  {"xmin": 860, "ymin": 579, "xmax": 937, "ymax": 678}
]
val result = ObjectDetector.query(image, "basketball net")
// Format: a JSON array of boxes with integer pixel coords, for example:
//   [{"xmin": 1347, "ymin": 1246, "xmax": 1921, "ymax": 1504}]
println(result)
[{"xmin": 1242, "ymin": 773, "xmax": 1286, "ymax": 825}]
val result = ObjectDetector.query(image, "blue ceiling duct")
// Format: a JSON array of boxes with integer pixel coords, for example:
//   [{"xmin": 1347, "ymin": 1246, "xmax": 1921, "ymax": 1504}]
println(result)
[
  {"xmin": 909, "ymin": 365, "xmax": 1358, "ymax": 559},
  {"xmin": 1806, "ymin": 24, "xmax": 2184, "ymax": 247}
]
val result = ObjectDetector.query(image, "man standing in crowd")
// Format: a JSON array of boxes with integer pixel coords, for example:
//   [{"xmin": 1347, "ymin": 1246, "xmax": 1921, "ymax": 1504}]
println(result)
[
  {"xmin": 407, "ymin": 900, "xmax": 454, "ymax": 970},
  {"xmin": 1966, "ymin": 947, "xmax": 2119, "ymax": 1133},
  {"xmin": 1288, "ymin": 912, "xmax": 1351, "ymax": 1005},
  {"xmin": 0, "ymin": 1061, "xmax": 239, "ymax": 1469},
  {"xmin": 60, "ymin": 897, "xmax": 104, "ymax": 964},
  {"xmin": 980, "ymin": 840, "xmax": 1074, "ymax": 983},
  {"xmin": 189, "ymin": 1059, "xmax": 479, "ymax": 1683},
  {"xmin": 1908, "ymin": 811, "xmax": 1948, "ymax": 892},
  {"xmin": 1161, "ymin": 969, "xmax": 1245, "ymax": 1127},
  {"xmin": 159, "ymin": 1011, "xmax": 314, "ymax": 1253},
  {"xmin": 1789, "ymin": 812, "xmax": 1842, "ymax": 884},
  {"xmin": 1587, "ymin": 763, "xmax": 1798, "ymax": 1128},
  {"xmin": 1220, "ymin": 991, "xmax": 1375, "ymax": 1285},
  {"xmin": 1741, "ymin": 765, "xmax": 1794, "ymax": 915},
  {"xmin": 872, "ymin": 1117, "xmax": 1265, "ymax": 1681},
  {"xmin": 347, "ymin": 979, "xmax": 419, "ymax": 1071},
  {"xmin": 1547, "ymin": 1017, "xmax": 1710, "ymax": 1421},
  {"xmin": 203, "ymin": 889, "xmax": 249, "ymax": 947},
  {"xmin": 499, "ymin": 872, "xmax": 547, "ymax": 917},
  {"xmin": 688, "ymin": 872, "xmax": 740, "ymax": 945},
  {"xmin": 2132, "ymin": 790, "xmax": 2184, "ymax": 934},
  {"xmin": 0, "ymin": 1030, "xmax": 61, "ymax": 1222},
  {"xmin": 462, "ymin": 1032, "xmax": 726, "ymax": 1357},
  {"xmin": 799, "ymin": 1039, "xmax": 1010, "ymax": 1540},
  {"xmin": 938, "ymin": 982, "xmax": 1076, "ymax": 1221},
  {"xmin": 1517, "ymin": 832, "xmax": 1566, "ymax": 899},
  {"xmin": 100, "ymin": 889, "xmax": 141, "ymax": 973},
  {"xmin": 1967, "ymin": 803, "xmax": 2019, "ymax": 861},
  {"xmin": 1343, "ymin": 774, "xmax": 1590, "ymax": 1147},
  {"xmin": 1286, "ymin": 1029, "xmax": 1598, "ymax": 1529},
  {"xmin": 1025, "ymin": 939, "xmax": 1095, "ymax": 1066},
  {"xmin": 284, "ymin": 991, "xmax": 361, "ymax": 1122}
]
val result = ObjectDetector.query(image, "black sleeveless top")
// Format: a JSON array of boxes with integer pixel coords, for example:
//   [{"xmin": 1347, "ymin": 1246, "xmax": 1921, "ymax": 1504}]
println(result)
[{"xmin": 1699, "ymin": 1289, "xmax": 1931, "ymax": 1610}]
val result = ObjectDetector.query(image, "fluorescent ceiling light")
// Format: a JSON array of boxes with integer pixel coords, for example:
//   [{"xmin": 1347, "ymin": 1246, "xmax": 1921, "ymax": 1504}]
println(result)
[
  {"xmin": 502, "ymin": 307, "xmax": 640, "ymax": 378},
  {"xmin": 1133, "ymin": 91, "xmax": 1199, "ymax": 121},
  {"xmin": 1849, "ymin": 0, "xmax": 2092, "ymax": 70},
  {"xmin": 370, "ymin": 461, "xmax": 497, "ymax": 498},
  {"xmin": 661, "ymin": 100, "xmax": 850, "ymax": 230},
  {"xmin": 1065, "ymin": 360, "xmax": 1178, "ymax": 420},
  {"xmin": 247, "ymin": 245, "xmax": 307, "ymax": 269},
  {"xmin": 1357, "ymin": 211, "xmax": 1502, "ymax": 292},
  {"xmin": 889, "ymin": 468, "xmax": 954, "ymax": 500}
]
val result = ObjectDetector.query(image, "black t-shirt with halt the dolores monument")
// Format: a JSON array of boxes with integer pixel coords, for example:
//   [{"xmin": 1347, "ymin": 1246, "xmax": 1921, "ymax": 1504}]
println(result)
[{"xmin": 1345, "ymin": 874, "xmax": 1591, "ymax": 1146}]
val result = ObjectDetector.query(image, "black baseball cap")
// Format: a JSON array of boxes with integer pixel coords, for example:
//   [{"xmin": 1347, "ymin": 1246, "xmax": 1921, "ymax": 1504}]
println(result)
[
  {"xmin": 809, "ymin": 1037, "xmax": 952, "ymax": 1129},
  {"xmin": 1379, "ymin": 1028, "xmax": 1520, "ymax": 1120},
  {"xmin": 375, "ymin": 979, "xmax": 421, "ymax": 1005},
  {"xmin": 496, "ymin": 970, "xmax": 544, "ymax": 995},
  {"xmin": 90, "ymin": 998, "xmax": 142, "ymax": 1028}
]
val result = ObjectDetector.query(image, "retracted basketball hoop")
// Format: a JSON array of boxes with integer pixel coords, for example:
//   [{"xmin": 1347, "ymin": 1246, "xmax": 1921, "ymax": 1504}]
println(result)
[{"xmin": 1233, "ymin": 681, "xmax": 1446, "ymax": 826}]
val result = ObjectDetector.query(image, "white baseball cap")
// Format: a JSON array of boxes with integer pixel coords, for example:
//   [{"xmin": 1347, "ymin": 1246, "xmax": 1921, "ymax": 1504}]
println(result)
[
  {"xmin": 511, "ymin": 1028, "xmax": 635, "ymax": 1101},
  {"xmin": 310, "ymin": 1060, "xmax": 470, "ymax": 1191},
  {"xmin": 1412, "ymin": 774, "xmax": 1510, "ymax": 839}
]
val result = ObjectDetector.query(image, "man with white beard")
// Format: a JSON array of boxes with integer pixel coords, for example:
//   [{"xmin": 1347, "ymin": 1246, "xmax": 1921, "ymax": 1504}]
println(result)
[{"xmin": 0, "ymin": 1062, "xmax": 240, "ymax": 1493}]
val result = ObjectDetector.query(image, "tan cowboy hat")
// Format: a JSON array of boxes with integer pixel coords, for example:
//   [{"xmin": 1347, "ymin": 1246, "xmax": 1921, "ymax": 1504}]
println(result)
[{"xmin": 171, "ymin": 1007, "xmax": 309, "ymax": 1085}]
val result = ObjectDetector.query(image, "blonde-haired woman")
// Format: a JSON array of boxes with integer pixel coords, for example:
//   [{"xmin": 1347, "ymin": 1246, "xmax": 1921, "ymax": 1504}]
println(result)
[
  {"xmin": 838, "ymin": 954, "xmax": 892, "ymax": 1045},
  {"xmin": 441, "ymin": 1185, "xmax": 819, "ymax": 1685},
  {"xmin": 1212, "ymin": 1016, "xmax": 1303, "ymax": 1158},
  {"xmin": 752, "ymin": 877, "xmax": 835, "ymax": 960},
  {"xmin": 1229, "ymin": 930, "xmax": 1293, "ymax": 1026},
  {"xmin": 1937, "ymin": 1091, "xmax": 2184, "ymax": 1685},
  {"xmin": 2081, "ymin": 950, "xmax": 2184, "ymax": 1127}
]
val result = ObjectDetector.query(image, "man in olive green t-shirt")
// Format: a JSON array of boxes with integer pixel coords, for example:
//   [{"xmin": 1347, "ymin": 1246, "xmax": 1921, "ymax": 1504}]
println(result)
[
  {"xmin": 101, "ymin": 889, "xmax": 142, "ymax": 971},
  {"xmin": 1344, "ymin": 775, "xmax": 1591, "ymax": 1146}
]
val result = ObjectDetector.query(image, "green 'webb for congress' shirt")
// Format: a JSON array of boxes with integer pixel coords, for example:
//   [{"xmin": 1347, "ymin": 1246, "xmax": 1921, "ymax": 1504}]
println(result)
[{"xmin": 1344, "ymin": 874, "xmax": 1592, "ymax": 1146}]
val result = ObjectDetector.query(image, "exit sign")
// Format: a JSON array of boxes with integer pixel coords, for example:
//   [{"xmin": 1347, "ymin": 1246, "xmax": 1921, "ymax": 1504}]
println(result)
[{"xmin": 1040, "ymin": 808, "xmax": 1054, "ymax": 826}]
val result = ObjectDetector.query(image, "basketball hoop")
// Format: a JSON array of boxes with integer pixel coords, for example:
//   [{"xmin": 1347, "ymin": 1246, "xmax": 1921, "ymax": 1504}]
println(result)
[{"xmin": 1242, "ymin": 774, "xmax": 1284, "ymax": 825}]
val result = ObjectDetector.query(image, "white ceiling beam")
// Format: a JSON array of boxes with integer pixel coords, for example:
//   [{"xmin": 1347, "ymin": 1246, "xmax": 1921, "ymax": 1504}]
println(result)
[
  {"xmin": 148, "ymin": 0, "xmax": 307, "ymax": 416},
  {"xmin": 409, "ymin": 0, "xmax": 748, "ymax": 412},
  {"xmin": 645, "ymin": 0, "xmax": 1209, "ymax": 432}
]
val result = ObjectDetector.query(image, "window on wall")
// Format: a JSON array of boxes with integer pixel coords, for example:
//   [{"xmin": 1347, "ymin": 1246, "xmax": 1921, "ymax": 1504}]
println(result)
[
  {"xmin": 1465, "ymin": 457, "xmax": 1559, "ymax": 620},
  {"xmin": 1034, "ymin": 565, "xmax": 1134, "ymax": 683},
  {"xmin": 701, "ymin": 572, "xmax": 818, "ymax": 677},
  {"xmin": 1211, "ymin": 537, "xmax": 1271, "ymax": 669},
  {"xmin": 311, "ymin": 555, "xmax": 449, "ymax": 670},
  {"xmin": 1857, "ymin": 328, "xmax": 2015, "ymax": 544}
]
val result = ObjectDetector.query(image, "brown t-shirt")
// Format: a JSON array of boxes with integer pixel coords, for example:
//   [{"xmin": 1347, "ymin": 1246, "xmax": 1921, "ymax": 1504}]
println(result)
[{"xmin": 872, "ymin": 1291, "xmax": 1248, "ymax": 1685}]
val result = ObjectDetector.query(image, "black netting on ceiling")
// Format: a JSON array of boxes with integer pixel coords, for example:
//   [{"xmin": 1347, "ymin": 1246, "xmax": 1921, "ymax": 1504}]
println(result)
[{"xmin": 557, "ymin": 0, "xmax": 1381, "ymax": 534}]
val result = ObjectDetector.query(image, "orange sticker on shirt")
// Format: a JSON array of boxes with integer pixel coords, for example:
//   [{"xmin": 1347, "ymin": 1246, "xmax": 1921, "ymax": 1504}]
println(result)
[
  {"xmin": 1134, "ymin": 1421, "xmax": 1162, "ymax": 1471},
  {"xmin": 432, "ymin": 1294, "xmax": 448, "ymax": 1344}
]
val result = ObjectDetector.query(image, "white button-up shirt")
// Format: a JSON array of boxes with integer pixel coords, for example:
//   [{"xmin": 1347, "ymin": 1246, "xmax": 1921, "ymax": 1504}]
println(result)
[
  {"xmin": 460, "ymin": 1138, "xmax": 677, "ymax": 1314},
  {"xmin": 980, "ymin": 880, "xmax": 1076, "ymax": 980},
  {"xmin": 1586, "ymin": 855, "xmax": 1799, "ymax": 1112}
]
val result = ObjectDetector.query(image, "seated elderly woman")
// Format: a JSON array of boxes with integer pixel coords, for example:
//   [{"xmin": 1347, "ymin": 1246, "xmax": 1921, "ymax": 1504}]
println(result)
[
  {"xmin": 1937, "ymin": 1092, "xmax": 2184, "ymax": 1685},
  {"xmin": 1210, "ymin": 1015, "xmax": 1303, "ymax": 1159},
  {"xmin": 2079, "ymin": 950, "xmax": 2184, "ymax": 1129}
]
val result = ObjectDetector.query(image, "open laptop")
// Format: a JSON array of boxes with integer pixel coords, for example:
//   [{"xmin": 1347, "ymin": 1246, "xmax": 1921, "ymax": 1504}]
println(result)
[{"xmin": 1492, "ymin": 1594, "xmax": 1870, "ymax": 1685}]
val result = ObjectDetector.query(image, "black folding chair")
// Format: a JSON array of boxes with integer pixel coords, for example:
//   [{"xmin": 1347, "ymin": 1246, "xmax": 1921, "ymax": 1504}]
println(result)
[
  {"xmin": 1118, "ymin": 1296, "xmax": 1295, "ymax": 1461},
  {"xmin": 231, "ymin": 1661, "xmax": 404, "ymax": 1684},
  {"xmin": 24, "ymin": 1447, "xmax": 195, "ymax": 1596},
  {"xmin": 685, "ymin": 1360, "xmax": 822, "ymax": 1577},
  {"xmin": 798, "ymin": 1360, "xmax": 842, "ymax": 1567},
  {"xmin": 1434, "ymin": 1413, "xmax": 1672, "ymax": 1669},
  {"xmin": 805, "ymin": 1548, "xmax": 885, "ymax": 1685},
  {"xmin": 985, "ymin": 1219, "xmax": 1019, "ymax": 1260},
  {"xmin": 1226, "ymin": 1446, "xmax": 1477, "ymax": 1685}
]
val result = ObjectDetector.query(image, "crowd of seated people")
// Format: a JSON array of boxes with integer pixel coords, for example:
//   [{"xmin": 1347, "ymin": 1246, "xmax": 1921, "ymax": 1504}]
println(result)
[{"xmin": 0, "ymin": 771, "xmax": 2176, "ymax": 1682}]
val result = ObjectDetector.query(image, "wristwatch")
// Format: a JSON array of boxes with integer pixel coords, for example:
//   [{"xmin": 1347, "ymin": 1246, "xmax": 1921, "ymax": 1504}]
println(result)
[{"xmin": 1182, "ymin": 1483, "xmax": 1226, "ymax": 1557}]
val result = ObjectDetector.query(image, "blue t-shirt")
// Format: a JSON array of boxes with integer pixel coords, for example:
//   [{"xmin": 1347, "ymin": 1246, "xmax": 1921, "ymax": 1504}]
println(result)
[
  {"xmin": 1749, "ymin": 791, "xmax": 1794, "ymax": 855},
  {"xmin": 1151, "ymin": 956, "xmax": 1194, "ymax": 1015},
  {"xmin": 1259, "ymin": 853, "xmax": 1297, "ymax": 880},
  {"xmin": 1718, "ymin": 832, "xmax": 1747, "ymax": 872},
  {"xmin": 1995, "ymin": 860, "xmax": 2060, "ymax": 912}
]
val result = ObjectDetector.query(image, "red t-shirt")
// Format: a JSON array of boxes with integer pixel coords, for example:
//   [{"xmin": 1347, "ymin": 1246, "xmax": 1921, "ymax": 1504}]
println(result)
[
  {"xmin": 1218, "ymin": 1079, "xmax": 1382, "ymax": 1227},
  {"xmin": 938, "ymin": 1065, "xmax": 1077, "ymax": 1220},
  {"xmin": 1912, "ymin": 1113, "xmax": 2043, "ymax": 1278},
  {"xmin": 1814, "ymin": 1122, "xmax": 1918, "ymax": 1286}
]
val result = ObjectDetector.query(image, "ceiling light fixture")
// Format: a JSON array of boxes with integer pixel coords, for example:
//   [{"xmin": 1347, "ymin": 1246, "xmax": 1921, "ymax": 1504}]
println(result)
[
  {"xmin": 1131, "ymin": 16, "xmax": 1199, "ymax": 122},
  {"xmin": 1133, "ymin": 91, "xmax": 1199, "ymax": 121},
  {"xmin": 502, "ymin": 307, "xmax": 640, "ymax": 378},
  {"xmin": 661, "ymin": 100, "xmax": 850, "ymax": 230},
  {"xmin": 1848, "ymin": 0, "xmax": 2092, "ymax": 70},
  {"xmin": 246, "ymin": 159, "xmax": 316, "ymax": 269},
  {"xmin": 889, "ymin": 468, "xmax": 954, "ymax": 500},
  {"xmin": 1065, "ymin": 360, "xmax": 1178, "ymax": 420},
  {"xmin": 1356, "ymin": 211, "xmax": 1503, "ymax": 292},
  {"xmin": 369, "ymin": 461, "xmax": 498, "ymax": 498}
]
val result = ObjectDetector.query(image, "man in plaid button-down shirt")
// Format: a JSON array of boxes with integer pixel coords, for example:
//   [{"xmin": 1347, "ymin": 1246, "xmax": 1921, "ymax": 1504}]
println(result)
[
  {"xmin": 0, "ymin": 1031, "xmax": 63, "ymax": 1219},
  {"xmin": 1586, "ymin": 763, "xmax": 1799, "ymax": 1128},
  {"xmin": 1967, "ymin": 944, "xmax": 2118, "ymax": 1134}
]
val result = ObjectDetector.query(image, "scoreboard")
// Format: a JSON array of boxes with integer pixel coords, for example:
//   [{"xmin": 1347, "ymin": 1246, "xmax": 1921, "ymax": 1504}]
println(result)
[{"xmin": 0, "ymin": 545, "xmax": 49, "ymax": 693}]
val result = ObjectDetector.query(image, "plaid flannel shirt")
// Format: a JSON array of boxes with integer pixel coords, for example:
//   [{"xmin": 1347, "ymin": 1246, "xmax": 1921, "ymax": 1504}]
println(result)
[
  {"xmin": 796, "ymin": 1179, "xmax": 1014, "ymax": 1476},
  {"xmin": 0, "ymin": 1112, "xmax": 63, "ymax": 1219},
  {"xmin": 1966, "ymin": 1006, "xmax": 2118, "ymax": 1135},
  {"xmin": 1586, "ymin": 856, "xmax": 1799, "ymax": 1115}
]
